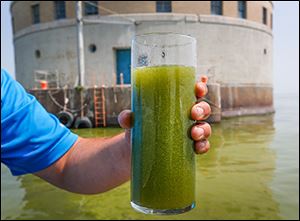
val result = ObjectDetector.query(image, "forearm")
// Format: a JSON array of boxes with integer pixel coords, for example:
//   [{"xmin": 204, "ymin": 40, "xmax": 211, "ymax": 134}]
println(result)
[{"xmin": 35, "ymin": 133, "xmax": 131, "ymax": 194}]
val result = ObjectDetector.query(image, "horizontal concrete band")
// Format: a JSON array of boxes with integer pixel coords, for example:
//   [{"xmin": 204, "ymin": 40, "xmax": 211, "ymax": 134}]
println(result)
[
  {"xmin": 28, "ymin": 84, "xmax": 274, "ymax": 126},
  {"xmin": 28, "ymin": 87, "xmax": 131, "ymax": 126},
  {"xmin": 221, "ymin": 85, "xmax": 273, "ymax": 109},
  {"xmin": 204, "ymin": 84, "xmax": 274, "ymax": 122},
  {"xmin": 14, "ymin": 14, "xmax": 272, "ymax": 40},
  {"xmin": 222, "ymin": 106, "xmax": 275, "ymax": 118}
]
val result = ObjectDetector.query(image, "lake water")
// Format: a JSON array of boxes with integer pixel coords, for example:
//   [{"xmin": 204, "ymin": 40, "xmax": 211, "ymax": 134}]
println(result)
[{"xmin": 1, "ymin": 94, "xmax": 299, "ymax": 220}]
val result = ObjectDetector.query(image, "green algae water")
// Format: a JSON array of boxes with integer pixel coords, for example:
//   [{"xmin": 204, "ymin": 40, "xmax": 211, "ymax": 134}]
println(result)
[
  {"xmin": 131, "ymin": 65, "xmax": 196, "ymax": 213},
  {"xmin": 1, "ymin": 94, "xmax": 299, "ymax": 220}
]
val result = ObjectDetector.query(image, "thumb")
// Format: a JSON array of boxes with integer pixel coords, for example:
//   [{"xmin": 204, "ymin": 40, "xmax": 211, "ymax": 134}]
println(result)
[{"xmin": 118, "ymin": 110, "xmax": 132, "ymax": 129}]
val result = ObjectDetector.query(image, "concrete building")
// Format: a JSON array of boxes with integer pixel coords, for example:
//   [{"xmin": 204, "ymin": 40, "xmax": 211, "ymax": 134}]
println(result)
[{"xmin": 11, "ymin": 1, "xmax": 274, "ymax": 123}]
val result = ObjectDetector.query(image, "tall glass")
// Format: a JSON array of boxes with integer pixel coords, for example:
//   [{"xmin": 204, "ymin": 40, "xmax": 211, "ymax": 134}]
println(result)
[{"xmin": 131, "ymin": 33, "xmax": 196, "ymax": 215}]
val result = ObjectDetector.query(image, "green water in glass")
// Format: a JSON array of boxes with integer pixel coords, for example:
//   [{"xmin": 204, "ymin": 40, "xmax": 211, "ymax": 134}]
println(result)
[{"xmin": 131, "ymin": 65, "xmax": 196, "ymax": 210}]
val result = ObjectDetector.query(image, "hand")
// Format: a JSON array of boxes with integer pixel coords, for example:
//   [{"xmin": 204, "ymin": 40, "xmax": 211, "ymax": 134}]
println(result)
[{"xmin": 118, "ymin": 75, "xmax": 212, "ymax": 154}]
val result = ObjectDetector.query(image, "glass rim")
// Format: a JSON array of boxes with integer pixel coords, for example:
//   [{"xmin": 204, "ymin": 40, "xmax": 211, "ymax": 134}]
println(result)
[{"xmin": 133, "ymin": 32, "xmax": 196, "ymax": 47}]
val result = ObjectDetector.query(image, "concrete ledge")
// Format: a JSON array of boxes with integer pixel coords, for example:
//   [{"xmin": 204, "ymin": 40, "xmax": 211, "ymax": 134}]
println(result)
[
  {"xmin": 14, "ymin": 13, "xmax": 273, "ymax": 40},
  {"xmin": 14, "ymin": 19, "xmax": 76, "ymax": 40},
  {"xmin": 222, "ymin": 106, "xmax": 275, "ymax": 118},
  {"xmin": 14, "ymin": 16, "xmax": 134, "ymax": 40},
  {"xmin": 185, "ymin": 14, "xmax": 199, "ymax": 23},
  {"xmin": 221, "ymin": 85, "xmax": 273, "ymax": 109},
  {"xmin": 198, "ymin": 15, "xmax": 272, "ymax": 36},
  {"xmin": 110, "ymin": 13, "xmax": 186, "ymax": 22},
  {"xmin": 28, "ymin": 86, "xmax": 275, "ymax": 127}
]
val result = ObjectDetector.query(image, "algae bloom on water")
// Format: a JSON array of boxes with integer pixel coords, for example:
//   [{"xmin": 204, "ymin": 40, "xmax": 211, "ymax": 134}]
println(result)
[{"xmin": 131, "ymin": 65, "xmax": 196, "ymax": 213}]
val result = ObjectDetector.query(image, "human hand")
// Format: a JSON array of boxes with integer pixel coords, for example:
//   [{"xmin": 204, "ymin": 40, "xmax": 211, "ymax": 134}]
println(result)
[{"xmin": 118, "ymin": 75, "xmax": 211, "ymax": 154}]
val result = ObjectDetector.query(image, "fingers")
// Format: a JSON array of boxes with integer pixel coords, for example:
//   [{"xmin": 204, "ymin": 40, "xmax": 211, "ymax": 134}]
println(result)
[
  {"xmin": 195, "ymin": 75, "xmax": 208, "ymax": 98},
  {"xmin": 118, "ymin": 109, "xmax": 132, "ymax": 129},
  {"xmin": 190, "ymin": 122, "xmax": 211, "ymax": 155},
  {"xmin": 190, "ymin": 101, "xmax": 211, "ymax": 121},
  {"xmin": 124, "ymin": 129, "xmax": 131, "ymax": 144},
  {"xmin": 118, "ymin": 110, "xmax": 132, "ymax": 144},
  {"xmin": 190, "ymin": 122, "xmax": 211, "ymax": 141},
  {"xmin": 194, "ymin": 139, "xmax": 210, "ymax": 154},
  {"xmin": 201, "ymin": 75, "xmax": 208, "ymax": 84},
  {"xmin": 193, "ymin": 75, "xmax": 211, "ymax": 154}
]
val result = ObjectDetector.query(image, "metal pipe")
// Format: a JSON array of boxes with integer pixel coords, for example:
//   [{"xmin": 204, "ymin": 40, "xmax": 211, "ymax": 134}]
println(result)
[{"xmin": 76, "ymin": 1, "xmax": 85, "ymax": 87}]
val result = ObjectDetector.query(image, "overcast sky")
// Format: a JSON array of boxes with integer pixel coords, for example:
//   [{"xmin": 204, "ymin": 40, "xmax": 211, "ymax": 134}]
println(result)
[{"xmin": 1, "ymin": 1, "xmax": 299, "ymax": 94}]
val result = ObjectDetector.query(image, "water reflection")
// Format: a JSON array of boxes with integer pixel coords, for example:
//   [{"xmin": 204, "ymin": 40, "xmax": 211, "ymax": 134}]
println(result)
[
  {"xmin": 190, "ymin": 114, "xmax": 280, "ymax": 220},
  {"xmin": 4, "ymin": 115, "xmax": 282, "ymax": 220},
  {"xmin": 1, "ymin": 165, "xmax": 25, "ymax": 220}
]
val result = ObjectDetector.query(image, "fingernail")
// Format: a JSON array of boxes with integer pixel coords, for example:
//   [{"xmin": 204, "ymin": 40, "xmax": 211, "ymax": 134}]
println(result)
[
  {"xmin": 196, "ymin": 106, "xmax": 204, "ymax": 119},
  {"xmin": 201, "ymin": 76, "xmax": 208, "ymax": 84},
  {"xmin": 199, "ymin": 84, "xmax": 206, "ymax": 92},
  {"xmin": 199, "ymin": 141, "xmax": 206, "ymax": 148},
  {"xmin": 195, "ymin": 126, "xmax": 205, "ymax": 140}
]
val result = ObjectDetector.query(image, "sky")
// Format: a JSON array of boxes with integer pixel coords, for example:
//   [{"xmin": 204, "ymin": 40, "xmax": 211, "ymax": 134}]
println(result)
[{"xmin": 1, "ymin": 1, "xmax": 299, "ymax": 94}]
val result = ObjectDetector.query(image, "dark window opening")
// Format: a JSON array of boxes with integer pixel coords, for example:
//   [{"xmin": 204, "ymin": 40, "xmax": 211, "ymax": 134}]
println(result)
[
  {"xmin": 31, "ymin": 4, "xmax": 40, "ymax": 24},
  {"xmin": 156, "ymin": 1, "xmax": 172, "ymax": 13},
  {"xmin": 264, "ymin": 48, "xmax": 267, "ymax": 55},
  {"xmin": 89, "ymin": 44, "xmax": 97, "ymax": 53},
  {"xmin": 211, "ymin": 1, "xmax": 223, "ymax": 15},
  {"xmin": 54, "ymin": 1, "xmax": 66, "ymax": 20},
  {"xmin": 35, "ymin": 50, "xmax": 41, "ymax": 58},
  {"xmin": 263, "ymin": 7, "xmax": 267, "ymax": 25},
  {"xmin": 85, "ymin": 1, "xmax": 98, "ymax": 15},
  {"xmin": 238, "ymin": 1, "xmax": 247, "ymax": 19}
]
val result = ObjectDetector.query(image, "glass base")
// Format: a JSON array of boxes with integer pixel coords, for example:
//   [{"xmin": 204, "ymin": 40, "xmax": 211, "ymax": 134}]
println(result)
[{"xmin": 131, "ymin": 201, "xmax": 195, "ymax": 215}]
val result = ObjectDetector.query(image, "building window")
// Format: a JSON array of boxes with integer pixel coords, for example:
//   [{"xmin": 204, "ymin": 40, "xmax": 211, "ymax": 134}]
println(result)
[
  {"xmin": 54, "ymin": 1, "xmax": 66, "ymax": 20},
  {"xmin": 89, "ymin": 44, "xmax": 97, "ymax": 53},
  {"xmin": 85, "ymin": 1, "xmax": 98, "ymax": 15},
  {"xmin": 31, "ymin": 4, "xmax": 40, "ymax": 24},
  {"xmin": 211, "ymin": 1, "xmax": 222, "ymax": 15},
  {"xmin": 263, "ymin": 7, "xmax": 267, "ymax": 25},
  {"xmin": 35, "ymin": 50, "xmax": 41, "ymax": 58},
  {"xmin": 156, "ymin": 1, "xmax": 172, "ymax": 12},
  {"xmin": 238, "ymin": 1, "xmax": 246, "ymax": 19}
]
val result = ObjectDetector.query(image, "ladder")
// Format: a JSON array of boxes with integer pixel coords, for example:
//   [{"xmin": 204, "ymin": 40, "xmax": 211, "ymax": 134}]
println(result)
[{"xmin": 93, "ymin": 86, "xmax": 106, "ymax": 127}]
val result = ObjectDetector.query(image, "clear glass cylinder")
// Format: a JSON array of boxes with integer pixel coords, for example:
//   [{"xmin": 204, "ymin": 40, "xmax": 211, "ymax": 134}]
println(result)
[{"xmin": 131, "ymin": 33, "xmax": 197, "ymax": 215}]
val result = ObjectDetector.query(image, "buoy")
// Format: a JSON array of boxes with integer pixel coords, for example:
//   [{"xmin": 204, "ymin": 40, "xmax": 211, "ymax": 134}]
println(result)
[{"xmin": 40, "ymin": 80, "xmax": 48, "ymax": 89}]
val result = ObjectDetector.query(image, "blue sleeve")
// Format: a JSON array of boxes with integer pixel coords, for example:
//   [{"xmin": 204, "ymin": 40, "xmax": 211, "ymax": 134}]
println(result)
[{"xmin": 1, "ymin": 69, "xmax": 78, "ymax": 176}]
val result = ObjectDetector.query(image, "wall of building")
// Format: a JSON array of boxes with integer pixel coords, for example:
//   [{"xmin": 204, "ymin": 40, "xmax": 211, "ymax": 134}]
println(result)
[
  {"xmin": 28, "ymin": 84, "xmax": 224, "ymax": 128},
  {"xmin": 133, "ymin": 14, "xmax": 274, "ymax": 116},
  {"xmin": 14, "ymin": 20, "xmax": 79, "ymax": 88},
  {"xmin": 14, "ymin": 18, "xmax": 134, "ymax": 88},
  {"xmin": 99, "ymin": 1, "xmax": 156, "ymax": 15},
  {"xmin": 14, "ymin": 14, "xmax": 272, "ymax": 89},
  {"xmin": 28, "ymin": 83, "xmax": 274, "ymax": 127},
  {"xmin": 11, "ymin": 1, "xmax": 273, "ymax": 33},
  {"xmin": 134, "ymin": 14, "xmax": 273, "ymax": 86},
  {"xmin": 11, "ymin": 1, "xmax": 31, "ymax": 33},
  {"xmin": 28, "ymin": 86, "xmax": 132, "ymax": 127},
  {"xmin": 11, "ymin": 1, "xmax": 274, "ymax": 118},
  {"xmin": 247, "ymin": 1, "xmax": 273, "ymax": 27}
]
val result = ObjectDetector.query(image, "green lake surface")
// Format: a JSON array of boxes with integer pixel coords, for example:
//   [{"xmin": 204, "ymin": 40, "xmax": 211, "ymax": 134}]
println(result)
[{"xmin": 1, "ymin": 94, "xmax": 299, "ymax": 220}]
